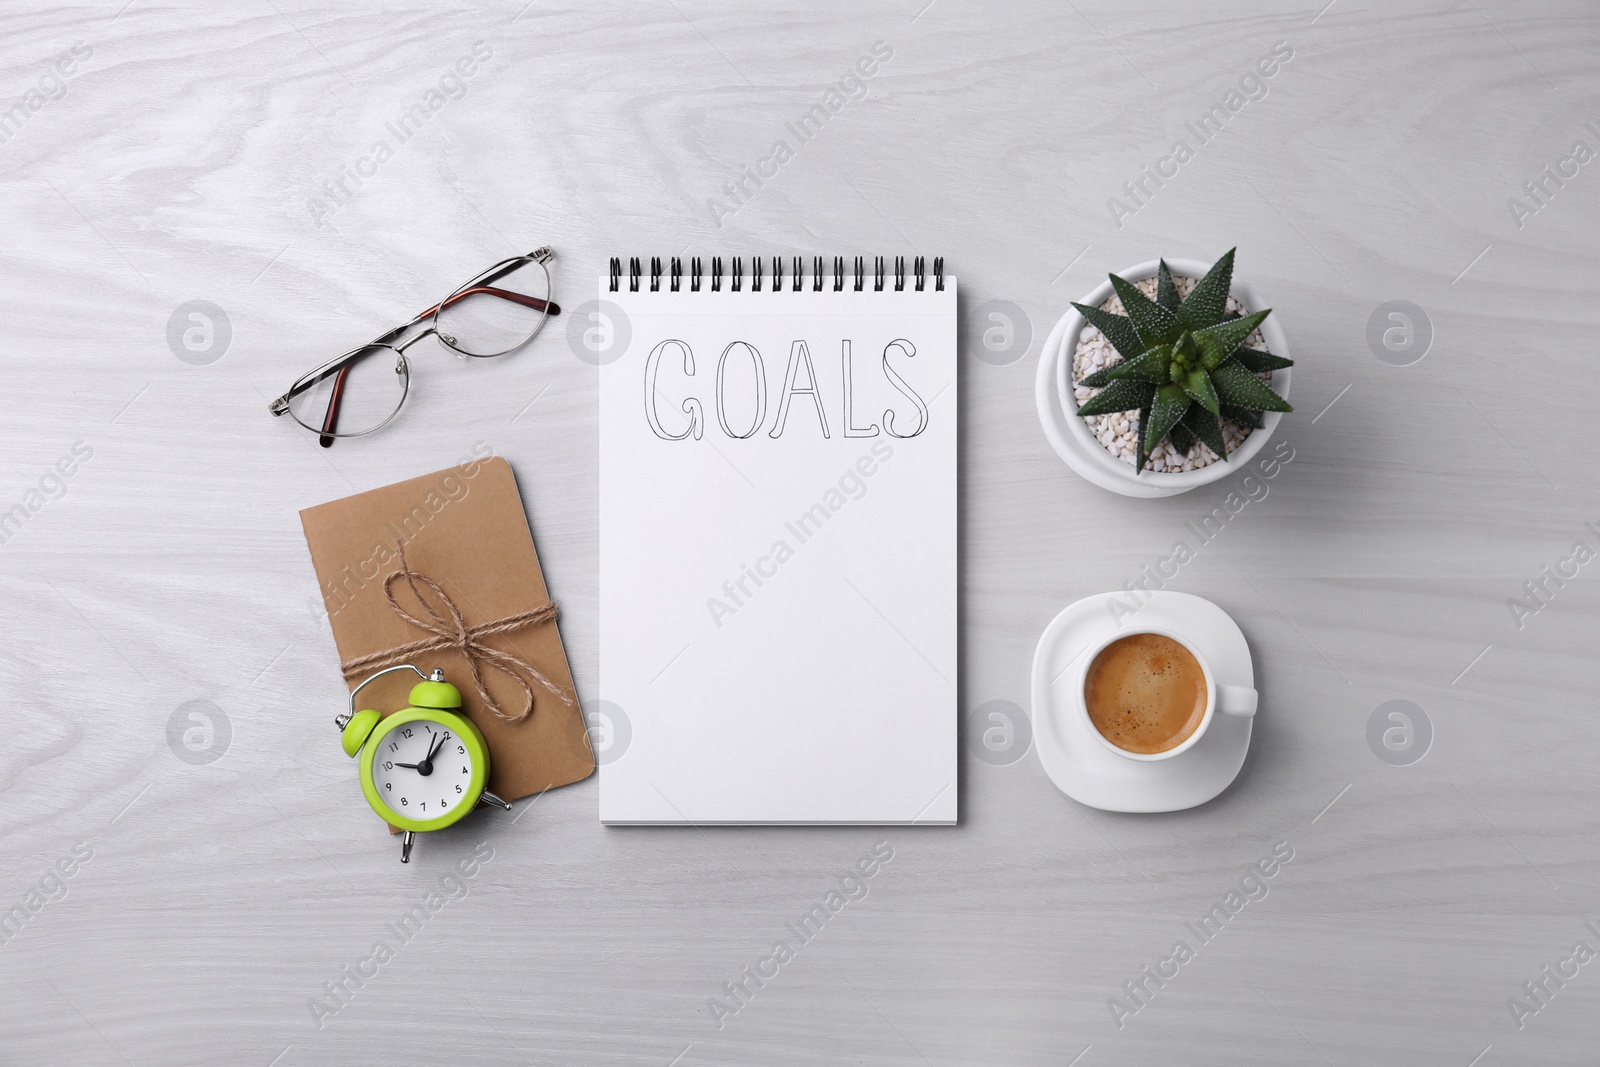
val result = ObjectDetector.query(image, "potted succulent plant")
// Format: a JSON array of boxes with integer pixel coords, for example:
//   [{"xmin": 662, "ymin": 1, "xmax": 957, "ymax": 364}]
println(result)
[{"xmin": 1035, "ymin": 250, "xmax": 1293, "ymax": 498}]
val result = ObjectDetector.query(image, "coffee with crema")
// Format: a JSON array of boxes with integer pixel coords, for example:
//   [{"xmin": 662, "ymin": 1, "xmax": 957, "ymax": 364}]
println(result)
[{"xmin": 1085, "ymin": 633, "xmax": 1208, "ymax": 754}]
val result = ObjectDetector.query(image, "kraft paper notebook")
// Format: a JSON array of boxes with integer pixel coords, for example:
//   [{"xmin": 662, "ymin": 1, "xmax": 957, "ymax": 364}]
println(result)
[
  {"xmin": 598, "ymin": 255, "xmax": 957, "ymax": 824},
  {"xmin": 301, "ymin": 456, "xmax": 594, "ymax": 832}
]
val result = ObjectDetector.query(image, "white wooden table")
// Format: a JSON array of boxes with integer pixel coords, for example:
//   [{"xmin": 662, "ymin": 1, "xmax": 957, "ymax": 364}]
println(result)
[{"xmin": 5, "ymin": 2, "xmax": 1599, "ymax": 1063}]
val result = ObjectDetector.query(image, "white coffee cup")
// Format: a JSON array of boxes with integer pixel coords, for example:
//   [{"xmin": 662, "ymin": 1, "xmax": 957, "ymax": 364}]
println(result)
[{"xmin": 1074, "ymin": 626, "xmax": 1257, "ymax": 762}]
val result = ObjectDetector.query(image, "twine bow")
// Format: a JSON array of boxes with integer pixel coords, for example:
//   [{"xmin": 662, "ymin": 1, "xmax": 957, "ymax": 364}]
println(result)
[{"xmin": 340, "ymin": 541, "xmax": 572, "ymax": 723}]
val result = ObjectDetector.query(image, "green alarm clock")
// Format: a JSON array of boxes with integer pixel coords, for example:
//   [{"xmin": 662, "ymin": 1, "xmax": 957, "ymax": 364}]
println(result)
[{"xmin": 335, "ymin": 664, "xmax": 512, "ymax": 863}]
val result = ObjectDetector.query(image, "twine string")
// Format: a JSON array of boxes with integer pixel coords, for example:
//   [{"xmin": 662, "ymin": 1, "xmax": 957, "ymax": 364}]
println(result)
[{"xmin": 339, "ymin": 540, "xmax": 572, "ymax": 723}]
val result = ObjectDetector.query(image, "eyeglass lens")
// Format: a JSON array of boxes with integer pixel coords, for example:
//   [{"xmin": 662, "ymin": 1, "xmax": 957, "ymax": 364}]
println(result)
[
  {"xmin": 286, "ymin": 344, "xmax": 407, "ymax": 438},
  {"xmin": 434, "ymin": 258, "xmax": 552, "ymax": 358}
]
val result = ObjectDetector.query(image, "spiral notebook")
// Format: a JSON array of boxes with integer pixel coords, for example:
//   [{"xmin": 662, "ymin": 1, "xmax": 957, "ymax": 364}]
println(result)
[{"xmin": 598, "ymin": 255, "xmax": 957, "ymax": 824}]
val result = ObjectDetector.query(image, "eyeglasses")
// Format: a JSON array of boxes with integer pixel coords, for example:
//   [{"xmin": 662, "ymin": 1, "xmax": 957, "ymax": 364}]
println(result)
[{"xmin": 270, "ymin": 247, "xmax": 560, "ymax": 446}]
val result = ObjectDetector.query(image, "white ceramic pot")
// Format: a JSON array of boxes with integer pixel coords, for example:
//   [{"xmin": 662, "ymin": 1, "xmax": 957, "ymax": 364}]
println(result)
[{"xmin": 1034, "ymin": 258, "xmax": 1292, "ymax": 498}]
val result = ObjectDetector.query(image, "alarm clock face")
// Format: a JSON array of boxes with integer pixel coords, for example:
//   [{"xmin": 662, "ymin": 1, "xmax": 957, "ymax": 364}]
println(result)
[{"xmin": 362, "ymin": 711, "xmax": 488, "ymax": 831}]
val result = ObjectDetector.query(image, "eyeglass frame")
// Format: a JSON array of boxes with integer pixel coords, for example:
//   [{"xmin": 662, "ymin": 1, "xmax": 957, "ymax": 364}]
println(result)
[{"xmin": 268, "ymin": 246, "xmax": 560, "ymax": 443}]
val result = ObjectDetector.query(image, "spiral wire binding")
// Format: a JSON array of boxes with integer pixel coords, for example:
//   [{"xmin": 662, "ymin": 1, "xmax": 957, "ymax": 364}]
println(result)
[{"xmin": 611, "ymin": 255, "xmax": 945, "ymax": 293}]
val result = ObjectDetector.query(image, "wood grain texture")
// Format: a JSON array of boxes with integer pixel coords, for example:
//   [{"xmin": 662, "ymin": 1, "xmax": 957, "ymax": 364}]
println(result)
[{"xmin": 3, "ymin": 1, "xmax": 1599, "ymax": 1063}]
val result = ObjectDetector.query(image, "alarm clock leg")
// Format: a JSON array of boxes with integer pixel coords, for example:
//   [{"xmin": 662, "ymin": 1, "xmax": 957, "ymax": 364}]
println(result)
[
  {"xmin": 400, "ymin": 830, "xmax": 415, "ymax": 863},
  {"xmin": 479, "ymin": 791, "xmax": 512, "ymax": 811}
]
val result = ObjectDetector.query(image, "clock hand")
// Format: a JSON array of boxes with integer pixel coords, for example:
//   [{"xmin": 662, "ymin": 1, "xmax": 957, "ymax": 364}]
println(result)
[{"xmin": 404, "ymin": 730, "xmax": 448, "ymax": 778}]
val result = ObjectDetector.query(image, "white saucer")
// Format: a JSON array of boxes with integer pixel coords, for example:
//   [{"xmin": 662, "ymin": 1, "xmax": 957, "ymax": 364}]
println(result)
[{"xmin": 1031, "ymin": 591, "xmax": 1254, "ymax": 812}]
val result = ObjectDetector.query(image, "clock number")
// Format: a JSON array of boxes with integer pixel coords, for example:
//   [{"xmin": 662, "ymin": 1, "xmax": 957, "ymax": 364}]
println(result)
[
  {"xmin": 421, "ymin": 802, "xmax": 427, "ymax": 810},
  {"xmin": 455, "ymin": 784, "xmax": 463, "ymax": 793},
  {"xmin": 385, "ymin": 782, "xmax": 392, "ymax": 791},
  {"xmin": 457, "ymin": 745, "xmax": 465, "ymax": 754},
  {"xmin": 389, "ymin": 742, "xmax": 398, "ymax": 752},
  {"xmin": 401, "ymin": 728, "xmax": 413, "ymax": 738},
  {"xmin": 400, "ymin": 797, "xmax": 408, "ymax": 806},
  {"xmin": 461, "ymin": 766, "xmax": 469, "ymax": 773},
  {"xmin": 384, "ymin": 761, "xmax": 393, "ymax": 770},
  {"xmin": 441, "ymin": 797, "xmax": 448, "ymax": 807}
]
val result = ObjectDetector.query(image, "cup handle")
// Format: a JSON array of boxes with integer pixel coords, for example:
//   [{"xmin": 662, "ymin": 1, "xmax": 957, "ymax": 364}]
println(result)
[{"xmin": 1218, "ymin": 685, "xmax": 1258, "ymax": 718}]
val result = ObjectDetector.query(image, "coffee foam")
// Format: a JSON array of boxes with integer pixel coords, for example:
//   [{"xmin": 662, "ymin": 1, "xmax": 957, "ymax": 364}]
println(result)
[{"xmin": 1085, "ymin": 633, "xmax": 1207, "ymax": 754}]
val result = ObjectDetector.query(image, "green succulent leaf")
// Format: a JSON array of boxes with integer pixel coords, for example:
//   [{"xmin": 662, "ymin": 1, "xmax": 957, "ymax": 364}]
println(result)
[
  {"xmin": 1135, "ymin": 398, "xmax": 1153, "ymax": 473},
  {"xmin": 1144, "ymin": 384, "xmax": 1191, "ymax": 454},
  {"xmin": 1109, "ymin": 274, "xmax": 1185, "ymax": 348},
  {"xmin": 1177, "ymin": 247, "xmax": 1235, "ymax": 331},
  {"xmin": 1155, "ymin": 260, "xmax": 1181, "ymax": 311},
  {"xmin": 1211, "ymin": 361, "xmax": 1293, "ymax": 412},
  {"xmin": 1167, "ymin": 420, "xmax": 1196, "ymax": 457},
  {"xmin": 1072, "ymin": 304, "xmax": 1145, "ymax": 362},
  {"xmin": 1233, "ymin": 347, "xmax": 1293, "ymax": 373},
  {"xmin": 1106, "ymin": 346, "xmax": 1172, "ymax": 383},
  {"xmin": 1076, "ymin": 377, "xmax": 1156, "ymax": 417},
  {"xmin": 1193, "ymin": 310, "xmax": 1271, "ymax": 369},
  {"xmin": 1182, "ymin": 368, "xmax": 1221, "ymax": 414},
  {"xmin": 1172, "ymin": 331, "xmax": 1200, "ymax": 362},
  {"xmin": 1220, "ymin": 403, "xmax": 1264, "ymax": 429},
  {"xmin": 1079, "ymin": 365, "xmax": 1116, "ymax": 388},
  {"xmin": 1181, "ymin": 405, "xmax": 1229, "ymax": 457}
]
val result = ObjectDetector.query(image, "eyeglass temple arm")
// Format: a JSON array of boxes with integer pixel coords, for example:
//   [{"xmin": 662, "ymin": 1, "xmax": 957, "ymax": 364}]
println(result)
[
  {"xmin": 268, "ymin": 349, "xmax": 365, "ymax": 414},
  {"xmin": 319, "ymin": 364, "xmax": 352, "ymax": 447},
  {"xmin": 477, "ymin": 253, "xmax": 555, "ymax": 292},
  {"xmin": 415, "ymin": 285, "xmax": 561, "ymax": 320}
]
